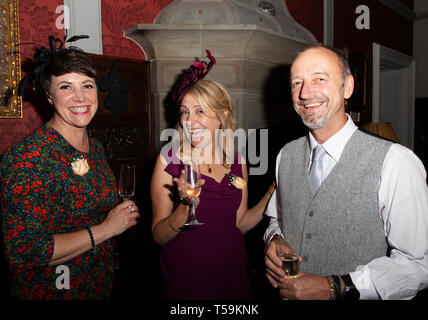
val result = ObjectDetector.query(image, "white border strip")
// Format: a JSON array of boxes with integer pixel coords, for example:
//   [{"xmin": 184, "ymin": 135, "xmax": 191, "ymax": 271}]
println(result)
[{"xmin": 64, "ymin": 0, "xmax": 103, "ymax": 54}]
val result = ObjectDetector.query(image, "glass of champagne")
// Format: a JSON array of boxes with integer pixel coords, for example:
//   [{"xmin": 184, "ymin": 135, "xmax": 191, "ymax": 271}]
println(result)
[
  {"xmin": 119, "ymin": 163, "xmax": 135, "ymax": 200},
  {"xmin": 280, "ymin": 251, "xmax": 300, "ymax": 278},
  {"xmin": 183, "ymin": 160, "xmax": 204, "ymax": 226},
  {"xmin": 279, "ymin": 233, "xmax": 300, "ymax": 278}
]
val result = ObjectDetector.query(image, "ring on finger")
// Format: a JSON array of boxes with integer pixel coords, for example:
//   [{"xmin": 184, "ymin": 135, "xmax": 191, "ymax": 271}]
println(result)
[{"xmin": 128, "ymin": 205, "xmax": 135, "ymax": 212}]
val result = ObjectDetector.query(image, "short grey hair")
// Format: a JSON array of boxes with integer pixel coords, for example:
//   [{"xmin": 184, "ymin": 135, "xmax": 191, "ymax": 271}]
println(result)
[{"xmin": 295, "ymin": 44, "xmax": 352, "ymax": 85}]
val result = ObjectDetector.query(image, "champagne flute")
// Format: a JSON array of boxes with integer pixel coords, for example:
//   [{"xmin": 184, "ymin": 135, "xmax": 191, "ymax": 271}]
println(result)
[
  {"xmin": 116, "ymin": 163, "xmax": 135, "ymax": 272},
  {"xmin": 183, "ymin": 160, "xmax": 204, "ymax": 226},
  {"xmin": 119, "ymin": 163, "xmax": 135, "ymax": 201}
]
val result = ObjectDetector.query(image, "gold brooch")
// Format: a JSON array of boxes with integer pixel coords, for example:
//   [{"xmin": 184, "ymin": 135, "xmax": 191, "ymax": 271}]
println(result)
[
  {"xmin": 225, "ymin": 173, "xmax": 247, "ymax": 190},
  {"xmin": 71, "ymin": 157, "xmax": 90, "ymax": 176}
]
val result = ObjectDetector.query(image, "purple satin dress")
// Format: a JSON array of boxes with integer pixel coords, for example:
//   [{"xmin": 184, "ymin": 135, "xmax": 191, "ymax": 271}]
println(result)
[{"xmin": 160, "ymin": 149, "xmax": 253, "ymax": 300}]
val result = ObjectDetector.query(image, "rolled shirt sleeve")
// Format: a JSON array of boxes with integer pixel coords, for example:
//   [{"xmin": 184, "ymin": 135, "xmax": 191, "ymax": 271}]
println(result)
[
  {"xmin": 263, "ymin": 190, "xmax": 284, "ymax": 244},
  {"xmin": 351, "ymin": 144, "xmax": 428, "ymax": 299}
]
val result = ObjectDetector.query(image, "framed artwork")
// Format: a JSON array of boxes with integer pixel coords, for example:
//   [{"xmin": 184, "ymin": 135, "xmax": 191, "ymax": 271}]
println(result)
[
  {"xmin": 0, "ymin": 0, "xmax": 22, "ymax": 119},
  {"xmin": 344, "ymin": 47, "xmax": 368, "ymax": 109}
]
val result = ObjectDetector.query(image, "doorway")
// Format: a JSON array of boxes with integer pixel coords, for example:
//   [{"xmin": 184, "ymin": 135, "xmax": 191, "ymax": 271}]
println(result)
[{"xmin": 372, "ymin": 43, "xmax": 416, "ymax": 149}]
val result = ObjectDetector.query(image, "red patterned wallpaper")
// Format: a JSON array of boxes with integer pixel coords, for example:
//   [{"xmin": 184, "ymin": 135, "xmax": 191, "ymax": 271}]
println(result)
[
  {"xmin": 0, "ymin": 0, "xmax": 63, "ymax": 156},
  {"xmin": 101, "ymin": 0, "xmax": 173, "ymax": 59}
]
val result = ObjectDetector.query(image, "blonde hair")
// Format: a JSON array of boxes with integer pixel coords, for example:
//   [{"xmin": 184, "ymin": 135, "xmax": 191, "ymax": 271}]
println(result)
[{"xmin": 175, "ymin": 80, "xmax": 236, "ymax": 166}]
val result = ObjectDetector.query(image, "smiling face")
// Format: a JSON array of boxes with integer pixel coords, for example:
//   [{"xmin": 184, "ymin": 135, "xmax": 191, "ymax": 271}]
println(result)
[
  {"xmin": 179, "ymin": 92, "xmax": 221, "ymax": 149},
  {"xmin": 47, "ymin": 72, "xmax": 98, "ymax": 130},
  {"xmin": 290, "ymin": 47, "xmax": 354, "ymax": 137}
]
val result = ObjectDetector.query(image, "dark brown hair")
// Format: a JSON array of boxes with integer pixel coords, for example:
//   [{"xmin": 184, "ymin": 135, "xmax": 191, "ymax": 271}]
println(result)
[{"xmin": 40, "ymin": 49, "xmax": 97, "ymax": 93}]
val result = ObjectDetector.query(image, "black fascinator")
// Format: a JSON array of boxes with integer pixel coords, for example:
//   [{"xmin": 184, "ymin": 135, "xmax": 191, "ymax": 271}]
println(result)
[{"xmin": 18, "ymin": 31, "xmax": 89, "ymax": 96}]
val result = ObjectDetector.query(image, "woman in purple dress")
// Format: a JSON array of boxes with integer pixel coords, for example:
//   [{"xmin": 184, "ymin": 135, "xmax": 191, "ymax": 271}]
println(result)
[{"xmin": 150, "ymin": 51, "xmax": 275, "ymax": 300}]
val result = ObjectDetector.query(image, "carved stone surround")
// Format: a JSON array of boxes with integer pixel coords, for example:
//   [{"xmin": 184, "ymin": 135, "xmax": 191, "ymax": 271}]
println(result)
[{"xmin": 125, "ymin": 0, "xmax": 316, "ymax": 149}]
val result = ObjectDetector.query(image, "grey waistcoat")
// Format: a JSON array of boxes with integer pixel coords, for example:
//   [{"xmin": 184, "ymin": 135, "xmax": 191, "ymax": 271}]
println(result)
[{"xmin": 278, "ymin": 129, "xmax": 392, "ymax": 275}]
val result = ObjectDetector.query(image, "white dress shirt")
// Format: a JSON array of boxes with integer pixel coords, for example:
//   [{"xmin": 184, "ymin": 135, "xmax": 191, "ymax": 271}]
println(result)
[{"xmin": 264, "ymin": 115, "xmax": 428, "ymax": 300}]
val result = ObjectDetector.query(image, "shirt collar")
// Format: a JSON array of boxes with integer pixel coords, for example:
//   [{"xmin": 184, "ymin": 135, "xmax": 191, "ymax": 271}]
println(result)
[{"xmin": 308, "ymin": 114, "xmax": 358, "ymax": 162}]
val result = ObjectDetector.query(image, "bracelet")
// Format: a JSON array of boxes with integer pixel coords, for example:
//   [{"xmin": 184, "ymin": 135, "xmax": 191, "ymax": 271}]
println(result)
[
  {"xmin": 332, "ymin": 275, "xmax": 342, "ymax": 300},
  {"xmin": 167, "ymin": 215, "xmax": 181, "ymax": 233},
  {"xmin": 86, "ymin": 227, "xmax": 96, "ymax": 255},
  {"xmin": 327, "ymin": 276, "xmax": 337, "ymax": 300},
  {"xmin": 179, "ymin": 196, "xmax": 192, "ymax": 205}
]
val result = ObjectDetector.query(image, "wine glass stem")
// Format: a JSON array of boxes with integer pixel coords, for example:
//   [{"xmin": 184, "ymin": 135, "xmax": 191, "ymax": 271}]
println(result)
[{"xmin": 190, "ymin": 197, "xmax": 196, "ymax": 220}]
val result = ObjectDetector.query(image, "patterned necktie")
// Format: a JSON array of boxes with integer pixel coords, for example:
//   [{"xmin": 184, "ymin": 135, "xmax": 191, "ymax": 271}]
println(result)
[{"xmin": 308, "ymin": 145, "xmax": 326, "ymax": 195}]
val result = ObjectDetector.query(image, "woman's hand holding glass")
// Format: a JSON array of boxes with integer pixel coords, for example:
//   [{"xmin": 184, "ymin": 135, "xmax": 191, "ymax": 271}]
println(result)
[
  {"xmin": 101, "ymin": 200, "xmax": 140, "ymax": 238},
  {"xmin": 173, "ymin": 167, "xmax": 206, "ymax": 225}
]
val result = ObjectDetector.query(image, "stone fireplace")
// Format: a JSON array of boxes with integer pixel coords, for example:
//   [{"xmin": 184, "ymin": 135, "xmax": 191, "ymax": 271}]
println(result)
[{"xmin": 125, "ymin": 0, "xmax": 317, "ymax": 149}]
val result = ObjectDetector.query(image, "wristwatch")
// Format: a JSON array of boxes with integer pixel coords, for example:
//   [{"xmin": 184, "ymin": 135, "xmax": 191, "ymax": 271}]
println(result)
[{"xmin": 341, "ymin": 274, "xmax": 360, "ymax": 300}]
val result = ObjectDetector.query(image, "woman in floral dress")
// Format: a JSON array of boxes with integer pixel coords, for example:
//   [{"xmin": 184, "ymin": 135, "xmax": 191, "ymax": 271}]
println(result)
[{"xmin": 0, "ymin": 36, "xmax": 140, "ymax": 299}]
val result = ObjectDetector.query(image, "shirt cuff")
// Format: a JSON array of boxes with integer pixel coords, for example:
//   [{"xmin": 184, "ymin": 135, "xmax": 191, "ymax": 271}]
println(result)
[
  {"xmin": 264, "ymin": 231, "xmax": 284, "ymax": 246},
  {"xmin": 350, "ymin": 266, "xmax": 380, "ymax": 300},
  {"xmin": 263, "ymin": 215, "xmax": 283, "ymax": 245}
]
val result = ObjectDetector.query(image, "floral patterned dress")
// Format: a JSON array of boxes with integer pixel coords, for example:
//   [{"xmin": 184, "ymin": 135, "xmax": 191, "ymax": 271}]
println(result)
[{"xmin": 0, "ymin": 124, "xmax": 119, "ymax": 300}]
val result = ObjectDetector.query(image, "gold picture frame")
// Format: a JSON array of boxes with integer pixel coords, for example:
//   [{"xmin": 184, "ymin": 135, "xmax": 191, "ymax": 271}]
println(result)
[{"xmin": 0, "ymin": 0, "xmax": 22, "ymax": 119}]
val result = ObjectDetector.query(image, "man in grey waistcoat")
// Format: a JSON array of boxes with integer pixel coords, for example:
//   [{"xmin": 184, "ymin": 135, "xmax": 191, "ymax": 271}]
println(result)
[{"xmin": 263, "ymin": 45, "xmax": 428, "ymax": 300}]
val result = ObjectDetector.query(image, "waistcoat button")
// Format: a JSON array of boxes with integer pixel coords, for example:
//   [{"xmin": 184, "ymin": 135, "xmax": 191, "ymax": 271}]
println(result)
[
  {"xmin": 308, "ymin": 211, "xmax": 314, "ymax": 217},
  {"xmin": 306, "ymin": 233, "xmax": 311, "ymax": 239}
]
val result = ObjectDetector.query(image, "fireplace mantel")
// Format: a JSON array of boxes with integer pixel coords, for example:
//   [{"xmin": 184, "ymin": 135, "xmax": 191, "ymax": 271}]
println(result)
[{"xmin": 124, "ymin": 0, "xmax": 316, "ymax": 150}]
